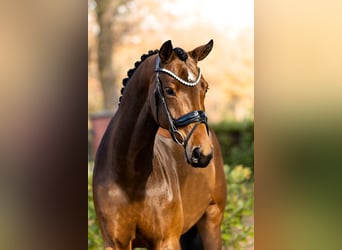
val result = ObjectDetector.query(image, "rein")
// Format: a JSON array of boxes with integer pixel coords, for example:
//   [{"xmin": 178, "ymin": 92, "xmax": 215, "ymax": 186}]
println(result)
[{"xmin": 154, "ymin": 56, "xmax": 209, "ymax": 148}]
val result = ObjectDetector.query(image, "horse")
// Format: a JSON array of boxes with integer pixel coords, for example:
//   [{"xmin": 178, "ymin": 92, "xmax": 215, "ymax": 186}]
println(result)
[{"xmin": 93, "ymin": 40, "xmax": 227, "ymax": 250}]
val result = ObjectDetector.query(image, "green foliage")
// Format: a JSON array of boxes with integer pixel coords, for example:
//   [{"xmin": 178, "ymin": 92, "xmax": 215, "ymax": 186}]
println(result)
[
  {"xmin": 221, "ymin": 165, "xmax": 254, "ymax": 249},
  {"xmin": 211, "ymin": 120, "xmax": 254, "ymax": 171},
  {"xmin": 211, "ymin": 121, "xmax": 254, "ymax": 248},
  {"xmin": 88, "ymin": 163, "xmax": 103, "ymax": 250}
]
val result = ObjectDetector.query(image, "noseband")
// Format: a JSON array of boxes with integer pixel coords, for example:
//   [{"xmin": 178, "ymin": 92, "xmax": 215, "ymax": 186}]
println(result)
[{"xmin": 154, "ymin": 56, "xmax": 209, "ymax": 147}]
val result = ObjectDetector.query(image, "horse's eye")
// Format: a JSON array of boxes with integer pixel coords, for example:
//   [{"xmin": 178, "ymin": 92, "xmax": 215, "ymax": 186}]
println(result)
[{"xmin": 165, "ymin": 87, "xmax": 176, "ymax": 96}]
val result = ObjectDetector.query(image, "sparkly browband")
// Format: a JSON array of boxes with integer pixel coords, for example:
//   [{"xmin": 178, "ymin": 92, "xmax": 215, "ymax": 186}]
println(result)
[{"xmin": 155, "ymin": 56, "xmax": 201, "ymax": 87}]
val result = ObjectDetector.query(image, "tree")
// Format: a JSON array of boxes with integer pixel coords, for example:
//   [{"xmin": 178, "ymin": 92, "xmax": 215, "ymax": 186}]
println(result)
[{"xmin": 95, "ymin": 0, "xmax": 130, "ymax": 111}]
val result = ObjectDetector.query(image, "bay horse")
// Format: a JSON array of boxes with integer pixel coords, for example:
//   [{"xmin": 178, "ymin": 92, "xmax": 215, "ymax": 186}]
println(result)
[{"xmin": 93, "ymin": 40, "xmax": 227, "ymax": 250}]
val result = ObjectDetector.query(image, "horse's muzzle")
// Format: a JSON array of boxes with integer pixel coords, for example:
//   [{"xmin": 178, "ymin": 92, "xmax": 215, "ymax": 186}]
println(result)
[{"xmin": 189, "ymin": 147, "xmax": 213, "ymax": 168}]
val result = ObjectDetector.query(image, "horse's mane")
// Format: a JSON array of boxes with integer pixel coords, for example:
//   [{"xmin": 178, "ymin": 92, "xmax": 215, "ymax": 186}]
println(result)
[
  {"xmin": 119, "ymin": 49, "xmax": 159, "ymax": 104},
  {"xmin": 118, "ymin": 47, "xmax": 188, "ymax": 105}
]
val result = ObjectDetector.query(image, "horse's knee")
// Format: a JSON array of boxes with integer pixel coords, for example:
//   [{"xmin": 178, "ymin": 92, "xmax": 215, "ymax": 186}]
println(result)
[
  {"xmin": 115, "ymin": 237, "xmax": 133, "ymax": 250},
  {"xmin": 154, "ymin": 238, "xmax": 180, "ymax": 250},
  {"xmin": 104, "ymin": 240, "xmax": 132, "ymax": 250},
  {"xmin": 102, "ymin": 229, "xmax": 133, "ymax": 250},
  {"xmin": 104, "ymin": 241, "xmax": 115, "ymax": 250}
]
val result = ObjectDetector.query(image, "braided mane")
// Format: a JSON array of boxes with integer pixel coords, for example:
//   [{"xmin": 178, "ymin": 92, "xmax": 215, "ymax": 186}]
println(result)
[
  {"xmin": 119, "ymin": 49, "xmax": 159, "ymax": 105},
  {"xmin": 118, "ymin": 46, "xmax": 188, "ymax": 105}
]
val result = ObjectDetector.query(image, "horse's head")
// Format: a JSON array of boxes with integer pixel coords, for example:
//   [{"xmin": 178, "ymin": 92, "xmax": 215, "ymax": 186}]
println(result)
[{"xmin": 150, "ymin": 40, "xmax": 214, "ymax": 168}]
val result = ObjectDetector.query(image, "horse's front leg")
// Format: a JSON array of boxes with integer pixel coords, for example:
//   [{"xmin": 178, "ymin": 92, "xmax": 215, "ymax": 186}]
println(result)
[
  {"xmin": 153, "ymin": 237, "xmax": 181, "ymax": 250},
  {"xmin": 196, "ymin": 203, "xmax": 224, "ymax": 250},
  {"xmin": 104, "ymin": 240, "xmax": 132, "ymax": 250},
  {"xmin": 97, "ymin": 209, "xmax": 135, "ymax": 250},
  {"xmin": 101, "ymin": 227, "xmax": 135, "ymax": 250}
]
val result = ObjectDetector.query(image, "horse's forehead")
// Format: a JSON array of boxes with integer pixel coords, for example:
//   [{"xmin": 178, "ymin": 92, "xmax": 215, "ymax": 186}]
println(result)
[
  {"xmin": 187, "ymin": 67, "xmax": 197, "ymax": 82},
  {"xmin": 165, "ymin": 57, "xmax": 202, "ymax": 91},
  {"xmin": 183, "ymin": 62, "xmax": 199, "ymax": 83},
  {"xmin": 171, "ymin": 58, "xmax": 198, "ymax": 78}
]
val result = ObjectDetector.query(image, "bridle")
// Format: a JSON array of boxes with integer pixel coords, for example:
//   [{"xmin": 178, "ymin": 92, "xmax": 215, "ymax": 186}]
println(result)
[{"xmin": 154, "ymin": 56, "xmax": 209, "ymax": 148}]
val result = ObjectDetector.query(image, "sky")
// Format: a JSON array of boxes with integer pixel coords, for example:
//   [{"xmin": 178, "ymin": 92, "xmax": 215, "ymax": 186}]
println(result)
[
  {"xmin": 163, "ymin": 0, "xmax": 254, "ymax": 29},
  {"xmin": 89, "ymin": 0, "xmax": 254, "ymax": 37}
]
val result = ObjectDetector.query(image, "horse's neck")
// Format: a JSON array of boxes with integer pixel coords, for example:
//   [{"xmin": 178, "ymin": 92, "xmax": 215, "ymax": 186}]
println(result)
[
  {"xmin": 124, "ymin": 101, "xmax": 158, "ymax": 168},
  {"xmin": 109, "ymin": 68, "xmax": 158, "ymax": 180}
]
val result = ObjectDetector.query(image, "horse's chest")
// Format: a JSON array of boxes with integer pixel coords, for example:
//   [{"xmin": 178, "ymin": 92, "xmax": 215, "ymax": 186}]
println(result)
[
  {"xmin": 136, "ymin": 163, "xmax": 214, "ymax": 236},
  {"xmin": 143, "ymin": 165, "xmax": 182, "ymax": 211},
  {"xmin": 135, "ymin": 171, "xmax": 183, "ymax": 239}
]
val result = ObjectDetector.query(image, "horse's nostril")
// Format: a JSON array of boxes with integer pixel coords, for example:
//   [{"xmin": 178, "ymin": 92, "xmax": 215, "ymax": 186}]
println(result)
[
  {"xmin": 190, "ymin": 147, "xmax": 213, "ymax": 168},
  {"xmin": 192, "ymin": 147, "xmax": 201, "ymax": 159}
]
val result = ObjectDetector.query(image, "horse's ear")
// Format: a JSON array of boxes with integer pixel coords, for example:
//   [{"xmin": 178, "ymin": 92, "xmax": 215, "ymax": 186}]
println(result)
[
  {"xmin": 159, "ymin": 40, "xmax": 173, "ymax": 63},
  {"xmin": 189, "ymin": 39, "xmax": 214, "ymax": 61}
]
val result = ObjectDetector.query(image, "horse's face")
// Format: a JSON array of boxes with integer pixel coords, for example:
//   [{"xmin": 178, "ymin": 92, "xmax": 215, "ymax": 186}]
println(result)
[{"xmin": 151, "ymin": 40, "xmax": 214, "ymax": 168}]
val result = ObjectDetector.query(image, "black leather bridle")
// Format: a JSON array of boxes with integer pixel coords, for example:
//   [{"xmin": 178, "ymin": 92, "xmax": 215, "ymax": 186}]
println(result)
[{"xmin": 154, "ymin": 56, "xmax": 209, "ymax": 147}]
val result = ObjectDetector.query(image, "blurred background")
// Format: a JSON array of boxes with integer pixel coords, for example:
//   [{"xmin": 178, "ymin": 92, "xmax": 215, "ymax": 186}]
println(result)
[
  {"xmin": 88, "ymin": 0, "xmax": 254, "ymax": 249},
  {"xmin": 88, "ymin": 0, "xmax": 254, "ymax": 122}
]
